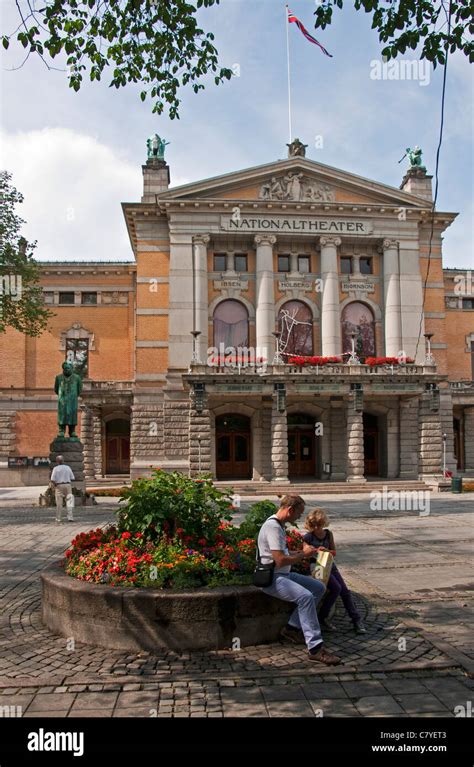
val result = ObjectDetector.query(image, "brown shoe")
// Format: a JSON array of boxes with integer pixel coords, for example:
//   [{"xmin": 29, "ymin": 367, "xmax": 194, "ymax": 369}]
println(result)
[
  {"xmin": 280, "ymin": 625, "xmax": 304, "ymax": 644},
  {"xmin": 308, "ymin": 647, "xmax": 341, "ymax": 665}
]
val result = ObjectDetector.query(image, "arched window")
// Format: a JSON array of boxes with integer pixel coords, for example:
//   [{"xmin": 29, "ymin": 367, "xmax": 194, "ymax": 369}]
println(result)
[
  {"xmin": 278, "ymin": 300, "xmax": 313, "ymax": 357},
  {"xmin": 213, "ymin": 300, "xmax": 249, "ymax": 351},
  {"xmin": 341, "ymin": 302, "xmax": 376, "ymax": 360}
]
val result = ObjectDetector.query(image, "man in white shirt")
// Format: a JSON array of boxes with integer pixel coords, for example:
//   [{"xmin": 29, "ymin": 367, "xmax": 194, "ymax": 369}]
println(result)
[
  {"xmin": 257, "ymin": 494, "xmax": 341, "ymax": 666},
  {"xmin": 50, "ymin": 455, "xmax": 75, "ymax": 523}
]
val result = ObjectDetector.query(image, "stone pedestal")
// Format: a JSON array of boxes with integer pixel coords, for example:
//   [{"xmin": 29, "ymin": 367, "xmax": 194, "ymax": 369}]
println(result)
[
  {"xmin": 49, "ymin": 438, "xmax": 86, "ymax": 497},
  {"xmin": 418, "ymin": 395, "xmax": 443, "ymax": 478},
  {"xmin": 346, "ymin": 407, "xmax": 366, "ymax": 482},
  {"xmin": 271, "ymin": 400, "xmax": 289, "ymax": 482}
]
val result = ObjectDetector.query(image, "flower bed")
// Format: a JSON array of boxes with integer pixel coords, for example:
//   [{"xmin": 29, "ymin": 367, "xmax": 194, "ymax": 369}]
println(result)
[
  {"xmin": 44, "ymin": 472, "xmax": 312, "ymax": 650},
  {"xmin": 287, "ymin": 355, "xmax": 342, "ymax": 366},
  {"xmin": 364, "ymin": 356, "xmax": 415, "ymax": 366},
  {"xmin": 62, "ymin": 472, "xmax": 310, "ymax": 589}
]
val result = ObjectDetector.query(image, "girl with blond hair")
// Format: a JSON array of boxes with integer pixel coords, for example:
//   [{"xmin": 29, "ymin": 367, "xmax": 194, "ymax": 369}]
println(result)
[{"xmin": 304, "ymin": 508, "xmax": 366, "ymax": 634}]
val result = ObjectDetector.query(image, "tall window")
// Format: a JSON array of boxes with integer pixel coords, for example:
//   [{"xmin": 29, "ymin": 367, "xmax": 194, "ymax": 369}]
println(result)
[
  {"xmin": 341, "ymin": 302, "xmax": 376, "ymax": 361},
  {"xmin": 278, "ymin": 300, "xmax": 313, "ymax": 358},
  {"xmin": 66, "ymin": 338, "xmax": 89, "ymax": 377},
  {"xmin": 213, "ymin": 300, "xmax": 249, "ymax": 351}
]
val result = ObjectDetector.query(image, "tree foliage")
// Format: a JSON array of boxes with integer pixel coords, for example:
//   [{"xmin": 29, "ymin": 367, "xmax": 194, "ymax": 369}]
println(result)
[
  {"xmin": 2, "ymin": 0, "xmax": 233, "ymax": 118},
  {"xmin": 0, "ymin": 172, "xmax": 54, "ymax": 337},
  {"xmin": 314, "ymin": 0, "xmax": 473, "ymax": 65}
]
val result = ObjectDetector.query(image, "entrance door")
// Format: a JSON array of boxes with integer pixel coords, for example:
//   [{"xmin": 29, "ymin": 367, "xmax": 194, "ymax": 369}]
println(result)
[
  {"xmin": 363, "ymin": 413, "xmax": 379, "ymax": 476},
  {"xmin": 106, "ymin": 419, "xmax": 130, "ymax": 474},
  {"xmin": 216, "ymin": 414, "xmax": 251, "ymax": 479},
  {"xmin": 288, "ymin": 414, "xmax": 316, "ymax": 477}
]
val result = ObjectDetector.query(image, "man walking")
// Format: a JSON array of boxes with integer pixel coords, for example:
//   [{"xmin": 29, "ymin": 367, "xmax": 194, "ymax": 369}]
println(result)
[
  {"xmin": 257, "ymin": 495, "xmax": 341, "ymax": 666},
  {"xmin": 50, "ymin": 455, "xmax": 75, "ymax": 523}
]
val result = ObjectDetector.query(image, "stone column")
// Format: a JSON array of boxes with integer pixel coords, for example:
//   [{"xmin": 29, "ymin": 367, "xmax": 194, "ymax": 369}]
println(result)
[
  {"xmin": 193, "ymin": 234, "xmax": 210, "ymax": 363},
  {"xmin": 383, "ymin": 239, "xmax": 402, "ymax": 357},
  {"xmin": 255, "ymin": 234, "xmax": 276, "ymax": 365},
  {"xmin": 329, "ymin": 403, "xmax": 346, "ymax": 480},
  {"xmin": 320, "ymin": 407, "xmax": 331, "ymax": 478},
  {"xmin": 320, "ymin": 236, "xmax": 342, "ymax": 356},
  {"xmin": 81, "ymin": 405, "xmax": 95, "ymax": 481},
  {"xmin": 261, "ymin": 407, "xmax": 272, "ymax": 480},
  {"xmin": 271, "ymin": 399, "xmax": 288, "ymax": 482},
  {"xmin": 386, "ymin": 406, "xmax": 399, "ymax": 479},
  {"xmin": 439, "ymin": 388, "xmax": 457, "ymax": 474},
  {"xmin": 346, "ymin": 406, "xmax": 366, "ymax": 482},
  {"xmin": 92, "ymin": 407, "xmax": 103, "ymax": 478},
  {"xmin": 189, "ymin": 392, "xmax": 211, "ymax": 476},
  {"xmin": 418, "ymin": 394, "xmax": 443, "ymax": 478},
  {"xmin": 464, "ymin": 407, "xmax": 474, "ymax": 471},
  {"xmin": 399, "ymin": 398, "xmax": 419, "ymax": 479}
]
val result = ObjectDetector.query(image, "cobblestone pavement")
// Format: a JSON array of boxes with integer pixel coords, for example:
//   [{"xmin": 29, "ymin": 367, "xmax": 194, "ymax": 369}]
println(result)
[{"xmin": 0, "ymin": 500, "xmax": 473, "ymax": 718}]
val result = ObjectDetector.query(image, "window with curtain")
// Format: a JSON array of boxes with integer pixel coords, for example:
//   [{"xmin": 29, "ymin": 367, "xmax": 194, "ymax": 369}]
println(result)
[
  {"xmin": 213, "ymin": 300, "xmax": 249, "ymax": 351},
  {"xmin": 278, "ymin": 300, "xmax": 313, "ymax": 357},
  {"xmin": 341, "ymin": 302, "xmax": 376, "ymax": 360}
]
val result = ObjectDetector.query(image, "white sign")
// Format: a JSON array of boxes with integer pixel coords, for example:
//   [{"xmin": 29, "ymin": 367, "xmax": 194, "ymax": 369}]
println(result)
[
  {"xmin": 341, "ymin": 280, "xmax": 375, "ymax": 293},
  {"xmin": 221, "ymin": 216, "xmax": 373, "ymax": 235}
]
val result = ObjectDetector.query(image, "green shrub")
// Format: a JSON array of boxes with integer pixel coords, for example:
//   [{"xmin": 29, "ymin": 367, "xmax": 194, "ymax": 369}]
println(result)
[
  {"xmin": 116, "ymin": 470, "xmax": 233, "ymax": 544},
  {"xmin": 237, "ymin": 500, "xmax": 278, "ymax": 540}
]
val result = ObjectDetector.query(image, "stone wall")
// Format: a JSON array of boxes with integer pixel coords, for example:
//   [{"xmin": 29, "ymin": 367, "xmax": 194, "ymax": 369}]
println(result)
[
  {"xmin": 330, "ymin": 405, "xmax": 346, "ymax": 479},
  {"xmin": 399, "ymin": 398, "xmax": 419, "ymax": 479},
  {"xmin": 418, "ymin": 393, "xmax": 443, "ymax": 476},
  {"xmin": 0, "ymin": 411, "xmax": 15, "ymax": 458},
  {"xmin": 131, "ymin": 402, "xmax": 164, "ymax": 461}
]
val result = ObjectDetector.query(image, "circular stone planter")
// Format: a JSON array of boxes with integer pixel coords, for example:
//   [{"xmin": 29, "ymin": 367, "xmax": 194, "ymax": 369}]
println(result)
[{"xmin": 41, "ymin": 563, "xmax": 293, "ymax": 652}]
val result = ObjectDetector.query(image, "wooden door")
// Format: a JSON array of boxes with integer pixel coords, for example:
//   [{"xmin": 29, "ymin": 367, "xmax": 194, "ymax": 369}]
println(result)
[
  {"xmin": 106, "ymin": 436, "xmax": 130, "ymax": 474},
  {"xmin": 363, "ymin": 414, "xmax": 379, "ymax": 476},
  {"xmin": 216, "ymin": 432, "xmax": 251, "ymax": 479},
  {"xmin": 288, "ymin": 430, "xmax": 316, "ymax": 477}
]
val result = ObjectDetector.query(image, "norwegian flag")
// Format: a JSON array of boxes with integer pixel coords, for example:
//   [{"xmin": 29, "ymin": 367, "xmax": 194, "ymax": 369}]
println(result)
[{"xmin": 287, "ymin": 7, "xmax": 333, "ymax": 57}]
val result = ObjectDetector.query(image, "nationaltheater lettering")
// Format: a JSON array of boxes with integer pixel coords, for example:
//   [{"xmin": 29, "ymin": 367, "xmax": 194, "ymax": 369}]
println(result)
[{"xmin": 221, "ymin": 216, "xmax": 373, "ymax": 234}]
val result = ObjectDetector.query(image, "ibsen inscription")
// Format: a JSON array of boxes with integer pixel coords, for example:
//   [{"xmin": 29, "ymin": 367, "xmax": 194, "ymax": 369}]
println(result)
[{"xmin": 221, "ymin": 215, "xmax": 373, "ymax": 235}]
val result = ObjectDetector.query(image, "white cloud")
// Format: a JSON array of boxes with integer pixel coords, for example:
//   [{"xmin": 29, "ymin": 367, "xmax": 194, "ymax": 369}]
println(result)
[{"xmin": 1, "ymin": 128, "xmax": 143, "ymax": 262}]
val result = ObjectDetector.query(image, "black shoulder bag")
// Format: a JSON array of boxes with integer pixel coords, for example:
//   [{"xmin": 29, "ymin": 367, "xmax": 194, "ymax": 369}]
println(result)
[{"xmin": 252, "ymin": 518, "xmax": 282, "ymax": 587}]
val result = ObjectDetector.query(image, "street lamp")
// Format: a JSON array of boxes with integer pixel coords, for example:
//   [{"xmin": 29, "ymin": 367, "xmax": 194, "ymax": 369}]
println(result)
[
  {"xmin": 348, "ymin": 331, "xmax": 360, "ymax": 365},
  {"xmin": 424, "ymin": 332, "xmax": 435, "ymax": 366},
  {"xmin": 190, "ymin": 330, "xmax": 202, "ymax": 365},
  {"xmin": 272, "ymin": 331, "xmax": 284, "ymax": 365}
]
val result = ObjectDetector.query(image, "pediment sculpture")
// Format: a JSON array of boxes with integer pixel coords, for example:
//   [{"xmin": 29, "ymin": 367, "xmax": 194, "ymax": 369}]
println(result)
[{"xmin": 259, "ymin": 174, "xmax": 335, "ymax": 202}]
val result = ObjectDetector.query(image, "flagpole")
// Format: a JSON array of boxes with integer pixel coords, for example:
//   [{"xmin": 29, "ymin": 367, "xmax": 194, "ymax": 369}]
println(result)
[{"xmin": 285, "ymin": 4, "xmax": 292, "ymax": 143}]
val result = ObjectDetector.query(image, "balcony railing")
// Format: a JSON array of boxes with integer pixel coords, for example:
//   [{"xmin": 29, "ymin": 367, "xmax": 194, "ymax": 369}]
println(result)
[
  {"xmin": 190, "ymin": 362, "xmax": 429, "ymax": 377},
  {"xmin": 449, "ymin": 380, "xmax": 474, "ymax": 390}
]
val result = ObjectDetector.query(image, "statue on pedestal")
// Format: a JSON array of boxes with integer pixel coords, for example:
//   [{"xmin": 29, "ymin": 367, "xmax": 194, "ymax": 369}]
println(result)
[
  {"xmin": 287, "ymin": 138, "xmax": 308, "ymax": 158},
  {"xmin": 146, "ymin": 134, "xmax": 170, "ymax": 160},
  {"xmin": 54, "ymin": 362, "xmax": 82, "ymax": 440},
  {"xmin": 399, "ymin": 145, "xmax": 426, "ymax": 172}
]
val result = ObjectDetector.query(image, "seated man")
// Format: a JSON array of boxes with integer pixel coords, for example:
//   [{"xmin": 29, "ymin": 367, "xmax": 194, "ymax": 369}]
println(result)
[{"xmin": 257, "ymin": 494, "xmax": 341, "ymax": 666}]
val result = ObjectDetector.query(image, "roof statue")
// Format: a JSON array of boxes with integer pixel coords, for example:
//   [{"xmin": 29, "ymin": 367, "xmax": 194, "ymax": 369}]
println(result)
[
  {"xmin": 399, "ymin": 145, "xmax": 426, "ymax": 172},
  {"xmin": 147, "ymin": 134, "xmax": 170, "ymax": 161},
  {"xmin": 287, "ymin": 138, "xmax": 308, "ymax": 158}
]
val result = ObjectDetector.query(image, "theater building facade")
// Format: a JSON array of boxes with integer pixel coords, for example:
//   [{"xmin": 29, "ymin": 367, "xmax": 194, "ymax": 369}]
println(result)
[{"xmin": 1, "ymin": 146, "xmax": 473, "ymax": 486}]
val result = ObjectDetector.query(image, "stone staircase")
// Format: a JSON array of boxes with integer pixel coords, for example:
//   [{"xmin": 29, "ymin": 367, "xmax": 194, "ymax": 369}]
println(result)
[{"xmin": 213, "ymin": 479, "xmax": 431, "ymax": 495}]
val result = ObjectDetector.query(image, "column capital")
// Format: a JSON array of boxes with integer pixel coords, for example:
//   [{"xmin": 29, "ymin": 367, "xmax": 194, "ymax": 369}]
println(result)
[
  {"xmin": 254, "ymin": 234, "xmax": 276, "ymax": 247},
  {"xmin": 320, "ymin": 236, "xmax": 341, "ymax": 248},
  {"xmin": 192, "ymin": 234, "xmax": 210, "ymax": 246},
  {"xmin": 382, "ymin": 238, "xmax": 399, "ymax": 251}
]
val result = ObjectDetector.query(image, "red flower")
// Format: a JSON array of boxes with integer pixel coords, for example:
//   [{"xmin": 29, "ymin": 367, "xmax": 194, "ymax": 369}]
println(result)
[{"xmin": 121, "ymin": 532, "xmax": 131, "ymax": 540}]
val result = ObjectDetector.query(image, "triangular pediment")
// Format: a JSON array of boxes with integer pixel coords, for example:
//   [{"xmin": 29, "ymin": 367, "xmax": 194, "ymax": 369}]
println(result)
[{"xmin": 157, "ymin": 157, "xmax": 429, "ymax": 208}]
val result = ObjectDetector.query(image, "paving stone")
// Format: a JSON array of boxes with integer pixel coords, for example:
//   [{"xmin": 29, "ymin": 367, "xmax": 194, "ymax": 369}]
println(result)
[
  {"xmin": 267, "ymin": 700, "xmax": 314, "ymax": 717},
  {"xmin": 69, "ymin": 692, "xmax": 118, "ymax": 710},
  {"xmin": 68, "ymin": 708, "xmax": 113, "ymax": 718},
  {"xmin": 115, "ymin": 691, "xmax": 159, "ymax": 709},
  {"xmin": 27, "ymin": 694, "xmax": 76, "ymax": 712},
  {"xmin": 260, "ymin": 686, "xmax": 306, "ymax": 702},
  {"xmin": 354, "ymin": 696, "xmax": 405, "ymax": 716},
  {"xmin": 341, "ymin": 680, "xmax": 388, "ymax": 698},
  {"xmin": 302, "ymin": 682, "xmax": 348, "ymax": 700},
  {"xmin": 309, "ymin": 699, "xmax": 361, "ymax": 717},
  {"xmin": 394, "ymin": 693, "xmax": 449, "ymax": 714}
]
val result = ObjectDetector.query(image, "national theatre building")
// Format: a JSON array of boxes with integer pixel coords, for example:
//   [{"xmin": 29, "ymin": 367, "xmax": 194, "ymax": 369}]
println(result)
[{"xmin": 1, "ymin": 141, "xmax": 473, "ymax": 487}]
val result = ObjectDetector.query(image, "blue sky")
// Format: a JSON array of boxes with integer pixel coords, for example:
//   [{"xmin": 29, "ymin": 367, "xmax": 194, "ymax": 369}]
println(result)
[{"xmin": 1, "ymin": 0, "xmax": 472, "ymax": 267}]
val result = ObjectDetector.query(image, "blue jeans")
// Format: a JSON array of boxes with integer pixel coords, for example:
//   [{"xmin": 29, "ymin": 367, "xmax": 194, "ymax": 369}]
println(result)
[{"xmin": 261, "ymin": 572, "xmax": 326, "ymax": 651}]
